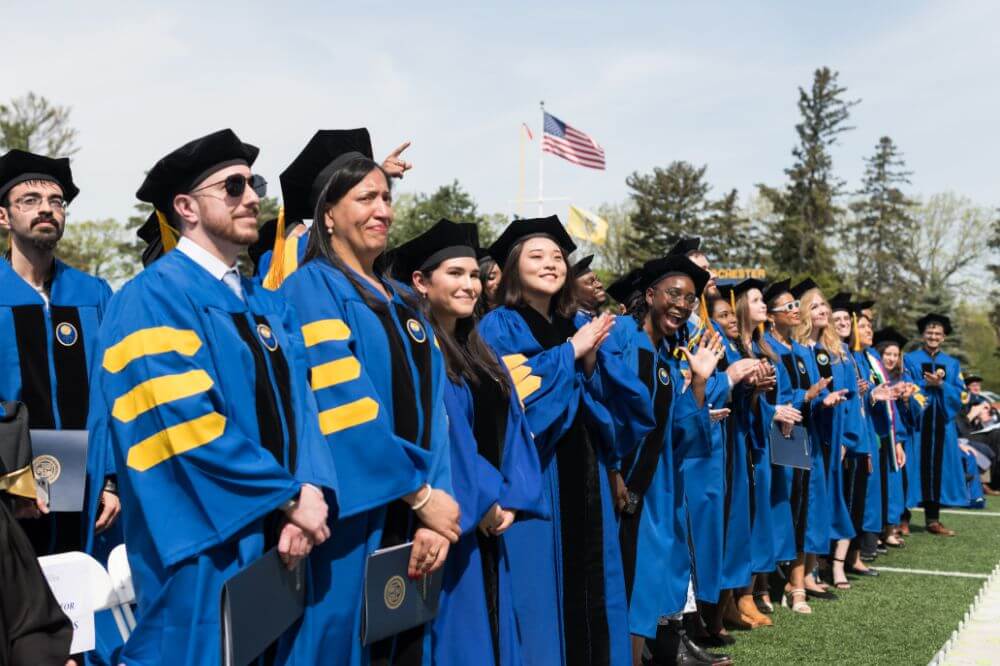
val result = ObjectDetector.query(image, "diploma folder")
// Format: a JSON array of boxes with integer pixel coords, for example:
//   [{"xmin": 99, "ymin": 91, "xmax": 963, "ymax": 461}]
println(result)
[
  {"xmin": 29, "ymin": 429, "xmax": 88, "ymax": 512},
  {"xmin": 362, "ymin": 541, "xmax": 443, "ymax": 645},
  {"xmin": 769, "ymin": 423, "xmax": 812, "ymax": 470},
  {"xmin": 221, "ymin": 548, "xmax": 305, "ymax": 666}
]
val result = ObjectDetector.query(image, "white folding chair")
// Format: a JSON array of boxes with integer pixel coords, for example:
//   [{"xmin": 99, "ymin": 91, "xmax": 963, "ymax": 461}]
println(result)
[{"xmin": 106, "ymin": 543, "xmax": 138, "ymax": 635}]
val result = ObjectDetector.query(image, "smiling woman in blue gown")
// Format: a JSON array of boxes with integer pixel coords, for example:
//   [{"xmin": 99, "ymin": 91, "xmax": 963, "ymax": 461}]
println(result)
[
  {"xmin": 389, "ymin": 219, "xmax": 547, "ymax": 666},
  {"xmin": 478, "ymin": 217, "xmax": 654, "ymax": 666}
]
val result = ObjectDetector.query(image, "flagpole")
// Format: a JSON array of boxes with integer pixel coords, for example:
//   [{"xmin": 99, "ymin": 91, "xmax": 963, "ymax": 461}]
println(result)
[
  {"xmin": 538, "ymin": 100, "xmax": 545, "ymax": 216},
  {"xmin": 518, "ymin": 125, "xmax": 525, "ymax": 219}
]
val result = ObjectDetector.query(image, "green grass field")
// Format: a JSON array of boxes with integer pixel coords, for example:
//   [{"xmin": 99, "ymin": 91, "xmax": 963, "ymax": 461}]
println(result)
[{"xmin": 725, "ymin": 498, "xmax": 1000, "ymax": 665}]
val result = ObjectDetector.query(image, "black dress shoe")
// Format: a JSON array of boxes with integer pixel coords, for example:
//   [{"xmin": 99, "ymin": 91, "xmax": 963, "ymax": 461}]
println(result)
[
  {"xmin": 876, "ymin": 544, "xmax": 889, "ymax": 554},
  {"xmin": 676, "ymin": 621, "xmax": 732, "ymax": 665},
  {"xmin": 846, "ymin": 566, "xmax": 879, "ymax": 577},
  {"xmin": 860, "ymin": 552, "xmax": 877, "ymax": 562}
]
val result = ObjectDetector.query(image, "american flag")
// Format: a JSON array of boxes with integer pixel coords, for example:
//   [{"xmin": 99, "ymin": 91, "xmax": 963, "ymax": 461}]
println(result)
[{"xmin": 542, "ymin": 112, "xmax": 606, "ymax": 170}]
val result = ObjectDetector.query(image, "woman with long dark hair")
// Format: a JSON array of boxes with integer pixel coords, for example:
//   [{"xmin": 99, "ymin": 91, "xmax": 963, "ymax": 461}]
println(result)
[
  {"xmin": 873, "ymin": 327, "xmax": 923, "ymax": 546},
  {"xmin": 278, "ymin": 130, "xmax": 461, "ymax": 665},
  {"xmin": 389, "ymin": 219, "xmax": 546, "ymax": 666},
  {"xmin": 729, "ymin": 282, "xmax": 800, "ymax": 625},
  {"xmin": 477, "ymin": 217, "xmax": 654, "ymax": 666},
  {"xmin": 708, "ymin": 280, "xmax": 776, "ymax": 637}
]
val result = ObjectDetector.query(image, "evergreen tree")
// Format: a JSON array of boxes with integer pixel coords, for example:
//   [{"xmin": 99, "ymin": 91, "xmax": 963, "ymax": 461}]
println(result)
[
  {"xmin": 622, "ymin": 161, "xmax": 710, "ymax": 264},
  {"xmin": 0, "ymin": 92, "xmax": 79, "ymax": 156},
  {"xmin": 758, "ymin": 67, "xmax": 859, "ymax": 278},
  {"xmin": 706, "ymin": 188, "xmax": 766, "ymax": 269},
  {"xmin": 846, "ymin": 136, "xmax": 919, "ymax": 328}
]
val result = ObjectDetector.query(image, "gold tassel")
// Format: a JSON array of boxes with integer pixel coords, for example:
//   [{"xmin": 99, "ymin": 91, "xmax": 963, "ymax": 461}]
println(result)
[
  {"xmin": 155, "ymin": 209, "xmax": 178, "ymax": 253},
  {"xmin": 729, "ymin": 289, "xmax": 736, "ymax": 312},
  {"xmin": 851, "ymin": 312, "xmax": 862, "ymax": 352},
  {"xmin": 699, "ymin": 293, "xmax": 710, "ymax": 326},
  {"xmin": 262, "ymin": 207, "xmax": 287, "ymax": 290}
]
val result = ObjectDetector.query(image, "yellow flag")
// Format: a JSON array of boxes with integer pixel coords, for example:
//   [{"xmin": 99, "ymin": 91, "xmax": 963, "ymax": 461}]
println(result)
[{"xmin": 566, "ymin": 205, "xmax": 608, "ymax": 245}]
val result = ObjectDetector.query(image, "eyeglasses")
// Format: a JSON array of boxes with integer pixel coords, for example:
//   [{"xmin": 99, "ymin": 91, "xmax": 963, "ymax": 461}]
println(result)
[
  {"xmin": 769, "ymin": 300, "xmax": 801, "ymax": 313},
  {"xmin": 11, "ymin": 195, "xmax": 66, "ymax": 212},
  {"xmin": 191, "ymin": 173, "xmax": 267, "ymax": 199},
  {"xmin": 658, "ymin": 287, "xmax": 698, "ymax": 308}
]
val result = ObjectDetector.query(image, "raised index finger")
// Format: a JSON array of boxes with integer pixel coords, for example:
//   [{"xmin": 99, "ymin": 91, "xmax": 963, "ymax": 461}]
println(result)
[{"xmin": 386, "ymin": 141, "xmax": 411, "ymax": 159}]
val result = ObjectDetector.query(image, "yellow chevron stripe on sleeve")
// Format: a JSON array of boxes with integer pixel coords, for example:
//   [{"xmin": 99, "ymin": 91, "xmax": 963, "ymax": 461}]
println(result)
[
  {"xmin": 515, "ymin": 374, "xmax": 542, "ymax": 401},
  {"xmin": 302, "ymin": 319, "xmax": 351, "ymax": 347},
  {"xmin": 318, "ymin": 397, "xmax": 380, "ymax": 435},
  {"xmin": 103, "ymin": 328, "xmax": 202, "ymax": 373},
  {"xmin": 126, "ymin": 412, "xmax": 227, "ymax": 472},
  {"xmin": 502, "ymin": 353, "xmax": 528, "ymax": 370},
  {"xmin": 112, "ymin": 370, "xmax": 214, "ymax": 423},
  {"xmin": 311, "ymin": 357, "xmax": 362, "ymax": 390},
  {"xmin": 509, "ymin": 364, "xmax": 533, "ymax": 384}
]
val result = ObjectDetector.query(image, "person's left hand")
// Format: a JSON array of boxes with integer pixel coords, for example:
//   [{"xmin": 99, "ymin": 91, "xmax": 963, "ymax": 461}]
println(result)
[
  {"xmin": 822, "ymin": 389, "xmax": 849, "ymax": 408},
  {"xmin": 409, "ymin": 527, "xmax": 450, "ymax": 578},
  {"xmin": 726, "ymin": 359, "xmax": 760, "ymax": 386},
  {"xmin": 709, "ymin": 408, "xmax": 731, "ymax": 422},
  {"xmin": 277, "ymin": 522, "xmax": 314, "ymax": 570},
  {"xmin": 382, "ymin": 142, "xmax": 413, "ymax": 179},
  {"xmin": 94, "ymin": 491, "xmax": 121, "ymax": 534},
  {"xmin": 895, "ymin": 444, "xmax": 906, "ymax": 468},
  {"xmin": 958, "ymin": 442, "xmax": 975, "ymax": 456}
]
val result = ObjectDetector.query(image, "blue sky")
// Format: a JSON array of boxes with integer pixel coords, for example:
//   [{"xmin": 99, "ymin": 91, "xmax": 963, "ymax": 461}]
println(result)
[{"xmin": 3, "ymin": 1, "xmax": 997, "ymax": 225}]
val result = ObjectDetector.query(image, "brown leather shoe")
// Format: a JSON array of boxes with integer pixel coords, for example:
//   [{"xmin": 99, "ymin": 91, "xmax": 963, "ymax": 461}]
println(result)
[
  {"xmin": 926, "ymin": 521, "xmax": 956, "ymax": 536},
  {"xmin": 736, "ymin": 593, "xmax": 773, "ymax": 627}
]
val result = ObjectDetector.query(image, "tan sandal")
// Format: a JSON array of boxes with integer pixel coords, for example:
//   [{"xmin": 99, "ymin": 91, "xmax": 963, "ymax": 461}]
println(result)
[{"xmin": 783, "ymin": 588, "xmax": 812, "ymax": 614}]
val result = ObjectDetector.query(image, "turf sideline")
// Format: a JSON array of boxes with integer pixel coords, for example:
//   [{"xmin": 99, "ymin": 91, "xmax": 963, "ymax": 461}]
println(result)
[{"xmin": 875, "ymin": 566, "xmax": 988, "ymax": 579}]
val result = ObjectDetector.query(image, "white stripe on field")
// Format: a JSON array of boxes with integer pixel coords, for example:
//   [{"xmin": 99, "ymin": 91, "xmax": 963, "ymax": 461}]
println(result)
[
  {"xmin": 910, "ymin": 507, "xmax": 1000, "ymax": 517},
  {"xmin": 876, "ymin": 566, "xmax": 988, "ymax": 579}
]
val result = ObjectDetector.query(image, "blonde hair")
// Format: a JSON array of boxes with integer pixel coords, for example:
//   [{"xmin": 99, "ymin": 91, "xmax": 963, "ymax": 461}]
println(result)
[
  {"xmin": 736, "ymin": 290, "xmax": 776, "ymax": 361},
  {"xmin": 794, "ymin": 288, "xmax": 844, "ymax": 361}
]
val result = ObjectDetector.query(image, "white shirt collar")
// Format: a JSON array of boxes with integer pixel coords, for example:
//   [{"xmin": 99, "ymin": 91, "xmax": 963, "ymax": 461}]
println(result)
[{"xmin": 176, "ymin": 236, "xmax": 237, "ymax": 281}]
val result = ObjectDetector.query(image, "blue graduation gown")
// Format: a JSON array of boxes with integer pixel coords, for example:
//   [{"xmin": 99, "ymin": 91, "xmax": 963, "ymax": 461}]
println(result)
[
  {"xmin": 765, "ymin": 333, "xmax": 830, "ymax": 557},
  {"xmin": 747, "ymin": 341, "xmax": 782, "ymax": 573},
  {"xmin": 94, "ymin": 250, "xmax": 337, "ymax": 665},
  {"xmin": 811, "ymin": 343, "xmax": 863, "ymax": 542},
  {"xmin": 864, "ymin": 348, "xmax": 906, "ymax": 526},
  {"xmin": 479, "ymin": 306, "xmax": 653, "ymax": 666},
  {"xmin": 893, "ymin": 367, "xmax": 926, "ymax": 510},
  {"xmin": 611, "ymin": 317, "xmax": 711, "ymax": 637},
  {"xmin": 904, "ymin": 349, "xmax": 970, "ymax": 508},
  {"xmin": 0, "ymin": 258, "xmax": 112, "ymax": 552},
  {"xmin": 853, "ymin": 350, "xmax": 886, "ymax": 533},
  {"xmin": 433, "ymin": 372, "xmax": 547, "ymax": 666},
  {"xmin": 0, "ymin": 258, "xmax": 123, "ymax": 664},
  {"xmin": 279, "ymin": 259, "xmax": 451, "ymax": 666},
  {"xmin": 680, "ymin": 320, "xmax": 727, "ymax": 603},
  {"xmin": 717, "ymin": 335, "xmax": 752, "ymax": 591}
]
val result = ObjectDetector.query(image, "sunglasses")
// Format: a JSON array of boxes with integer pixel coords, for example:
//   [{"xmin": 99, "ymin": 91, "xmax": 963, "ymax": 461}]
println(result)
[
  {"xmin": 192, "ymin": 173, "xmax": 267, "ymax": 199},
  {"xmin": 769, "ymin": 299, "xmax": 801, "ymax": 313}
]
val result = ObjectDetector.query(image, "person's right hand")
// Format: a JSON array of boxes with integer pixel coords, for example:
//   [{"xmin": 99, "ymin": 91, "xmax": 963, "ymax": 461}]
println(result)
[
  {"xmin": 773, "ymin": 404, "xmax": 803, "ymax": 425},
  {"xmin": 284, "ymin": 484, "xmax": 330, "ymax": 545},
  {"xmin": 857, "ymin": 377, "xmax": 870, "ymax": 395},
  {"xmin": 413, "ymin": 488, "xmax": 461, "ymax": 543},
  {"xmin": 571, "ymin": 313, "xmax": 615, "ymax": 360}
]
